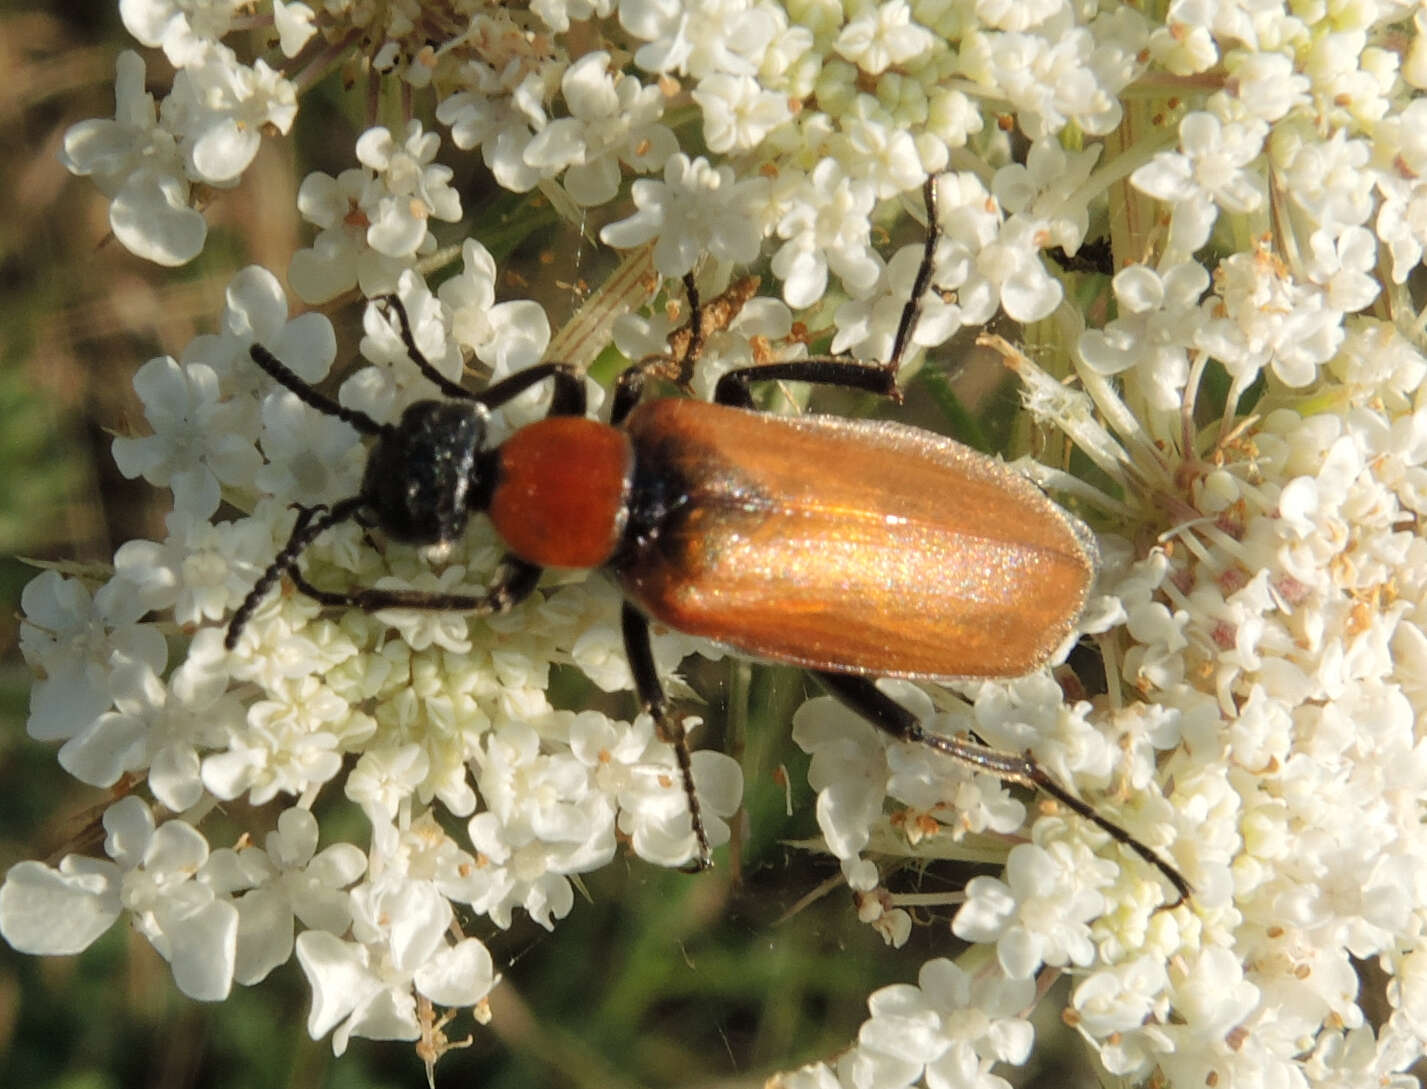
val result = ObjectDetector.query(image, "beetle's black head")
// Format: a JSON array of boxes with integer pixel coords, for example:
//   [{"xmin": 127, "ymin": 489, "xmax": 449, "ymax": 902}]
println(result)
[{"xmin": 361, "ymin": 399, "xmax": 493, "ymax": 548}]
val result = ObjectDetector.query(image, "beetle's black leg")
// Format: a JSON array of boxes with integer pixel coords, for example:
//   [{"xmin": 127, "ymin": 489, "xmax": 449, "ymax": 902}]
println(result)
[
  {"xmin": 610, "ymin": 365, "xmax": 648, "ymax": 426},
  {"xmin": 679, "ymin": 271, "xmax": 705, "ymax": 376},
  {"xmin": 813, "ymin": 671, "xmax": 1192, "ymax": 906},
  {"xmin": 290, "ymin": 556, "xmax": 543, "ymax": 616},
  {"xmin": 713, "ymin": 358, "xmax": 900, "ymax": 408},
  {"xmin": 714, "ymin": 174, "xmax": 945, "ymax": 409},
  {"xmin": 611, "ymin": 273, "xmax": 699, "ymax": 426},
  {"xmin": 887, "ymin": 172, "xmax": 941, "ymax": 373},
  {"xmin": 226, "ymin": 496, "xmax": 368, "ymax": 648},
  {"xmin": 622, "ymin": 602, "xmax": 711, "ymax": 869}
]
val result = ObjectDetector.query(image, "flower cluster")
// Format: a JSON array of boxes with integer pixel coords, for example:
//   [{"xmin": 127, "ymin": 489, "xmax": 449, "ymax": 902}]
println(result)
[{"xmin": 10, "ymin": 0, "xmax": 1427, "ymax": 1086}]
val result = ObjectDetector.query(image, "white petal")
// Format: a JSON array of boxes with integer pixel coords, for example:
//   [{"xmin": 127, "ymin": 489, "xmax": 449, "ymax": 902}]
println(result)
[
  {"xmin": 273, "ymin": 312, "xmax": 338, "ymax": 383},
  {"xmin": 296, "ymin": 930, "xmax": 375, "ymax": 1040},
  {"xmin": 162, "ymin": 898, "xmax": 238, "ymax": 1000},
  {"xmin": 191, "ymin": 119, "xmax": 260, "ymax": 184},
  {"xmin": 111, "ymin": 168, "xmax": 206, "ymax": 266},
  {"xmin": 273, "ymin": 0, "xmax": 317, "ymax": 57},
  {"xmin": 413, "ymin": 937, "xmax": 496, "ymax": 1007},
  {"xmin": 233, "ymin": 887, "xmax": 294, "ymax": 985},
  {"xmin": 57, "ymin": 710, "xmax": 148, "ymax": 787},
  {"xmin": 0, "ymin": 858, "xmax": 122, "ymax": 954}
]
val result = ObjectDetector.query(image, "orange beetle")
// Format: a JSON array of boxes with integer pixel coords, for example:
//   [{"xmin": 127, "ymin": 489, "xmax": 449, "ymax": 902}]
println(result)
[{"xmin": 227, "ymin": 179, "xmax": 1187, "ymax": 903}]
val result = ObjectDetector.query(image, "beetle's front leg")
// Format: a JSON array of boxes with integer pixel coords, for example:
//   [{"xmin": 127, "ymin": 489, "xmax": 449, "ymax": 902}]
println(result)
[{"xmin": 288, "ymin": 556, "xmax": 543, "ymax": 616}]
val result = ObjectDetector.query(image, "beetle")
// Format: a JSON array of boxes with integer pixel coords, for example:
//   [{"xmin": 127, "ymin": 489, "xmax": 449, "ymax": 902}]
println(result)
[{"xmin": 225, "ymin": 177, "xmax": 1189, "ymax": 904}]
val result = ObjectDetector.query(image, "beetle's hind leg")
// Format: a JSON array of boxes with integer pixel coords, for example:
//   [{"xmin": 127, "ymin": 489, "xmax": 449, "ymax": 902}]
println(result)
[
  {"xmin": 621, "ymin": 602, "xmax": 712, "ymax": 869},
  {"xmin": 813, "ymin": 671, "xmax": 1192, "ymax": 907}
]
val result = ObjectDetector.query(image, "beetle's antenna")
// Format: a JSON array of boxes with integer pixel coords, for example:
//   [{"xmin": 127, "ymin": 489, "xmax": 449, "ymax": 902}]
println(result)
[
  {"xmin": 248, "ymin": 343, "xmax": 385, "ymax": 436},
  {"xmin": 226, "ymin": 497, "xmax": 367, "ymax": 649},
  {"xmin": 371, "ymin": 294, "xmax": 477, "ymax": 402}
]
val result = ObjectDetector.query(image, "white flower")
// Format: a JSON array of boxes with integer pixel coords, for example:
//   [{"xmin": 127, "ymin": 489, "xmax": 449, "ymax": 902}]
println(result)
[
  {"xmin": 858, "ymin": 958, "xmax": 1036, "ymax": 1085},
  {"xmin": 959, "ymin": 26, "xmax": 1132, "ymax": 138},
  {"xmin": 0, "ymin": 855, "xmax": 124, "ymax": 957},
  {"xmin": 288, "ymin": 169, "xmax": 404, "ymax": 302},
  {"xmin": 59, "ymin": 51, "xmax": 206, "ymax": 265},
  {"xmin": 436, "ymin": 65, "xmax": 557, "ymax": 193},
  {"xmin": 356, "ymin": 122, "xmax": 461, "ymax": 256},
  {"xmin": 829, "ymin": 244, "xmax": 930, "ymax": 363},
  {"xmin": 612, "ymin": 276, "xmax": 791, "ymax": 400},
  {"xmin": 992, "ymin": 138, "xmax": 1098, "ymax": 253},
  {"xmin": 201, "ymin": 674, "xmax": 360, "ymax": 805},
  {"xmin": 975, "ymin": 0, "xmax": 1066, "ymax": 33},
  {"xmin": 952, "ymin": 840, "xmax": 1116, "ymax": 979},
  {"xmin": 114, "ymin": 510, "xmax": 273, "ymax": 625},
  {"xmin": 297, "ymin": 873, "xmax": 496, "ymax": 1054},
  {"xmin": 288, "ymin": 122, "xmax": 460, "ymax": 303},
  {"xmin": 569, "ymin": 712, "xmax": 740, "ymax": 866},
  {"xmin": 1, "ymin": 797, "xmax": 237, "ymax": 1001},
  {"xmin": 19, "ymin": 569, "xmax": 165, "ymax": 746},
  {"xmin": 838, "ymin": 114, "xmax": 926, "ymax": 199},
  {"xmin": 202, "ymin": 806, "xmax": 366, "ymax": 984},
  {"xmin": 1196, "ymin": 245, "xmax": 1344, "ymax": 397},
  {"xmin": 521, "ymin": 51, "xmax": 675, "ymax": 206},
  {"xmin": 1376, "ymin": 174, "xmax": 1427, "ymax": 284},
  {"xmin": 691, "ymin": 72, "xmax": 793, "ymax": 154},
  {"xmin": 120, "ymin": 0, "xmax": 240, "ymax": 67},
  {"xmin": 57, "ymin": 646, "xmax": 241, "ymax": 812},
  {"xmin": 601, "ymin": 153, "xmax": 768, "ymax": 278},
  {"xmin": 1272, "ymin": 124, "xmax": 1374, "ymax": 232},
  {"xmin": 1079, "ymin": 262, "xmax": 1209, "ymax": 413},
  {"xmin": 464, "ymin": 722, "xmax": 618, "ymax": 928},
  {"xmin": 256, "ymin": 392, "xmax": 367, "ymax": 508},
  {"xmin": 342, "ymin": 272, "xmax": 464, "ymax": 422},
  {"xmin": 111, "ymin": 355, "xmax": 263, "ymax": 518},
  {"xmin": 771, "ymin": 159, "xmax": 880, "ymax": 308},
  {"xmin": 1072, "ymin": 955, "xmax": 1171, "ymax": 1041},
  {"xmin": 371, "ymin": 569, "xmax": 482, "ymax": 654},
  {"xmin": 272, "ymin": 0, "xmax": 317, "ymax": 57},
  {"xmin": 791, "ymin": 694, "xmax": 888, "ymax": 861},
  {"xmin": 1131, "ymin": 111, "xmax": 1268, "ymax": 254},
  {"xmin": 438, "ymin": 239, "xmax": 552, "ymax": 379},
  {"xmin": 346, "ymin": 744, "xmax": 431, "ymax": 827},
  {"xmin": 166, "ymin": 41, "xmax": 296, "ymax": 185},
  {"xmin": 531, "ymin": 0, "xmax": 613, "ymax": 32},
  {"xmin": 619, "ymin": 0, "xmax": 788, "ymax": 79},
  {"xmin": 220, "ymin": 265, "xmax": 338, "ymax": 388},
  {"xmin": 1145, "ymin": 0, "xmax": 1220, "ymax": 74},
  {"xmin": 1227, "ymin": 50, "xmax": 1309, "ymax": 122},
  {"xmin": 1303, "ymin": 225, "xmax": 1380, "ymax": 313},
  {"xmin": 971, "ymin": 214, "xmax": 1064, "ymax": 324},
  {"xmin": 834, "ymin": 0, "xmax": 936, "ymax": 76}
]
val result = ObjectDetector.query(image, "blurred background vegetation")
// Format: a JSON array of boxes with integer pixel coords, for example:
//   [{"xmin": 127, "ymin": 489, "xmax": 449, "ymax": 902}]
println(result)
[{"xmin": 0, "ymin": 4, "xmax": 1102, "ymax": 1088}]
